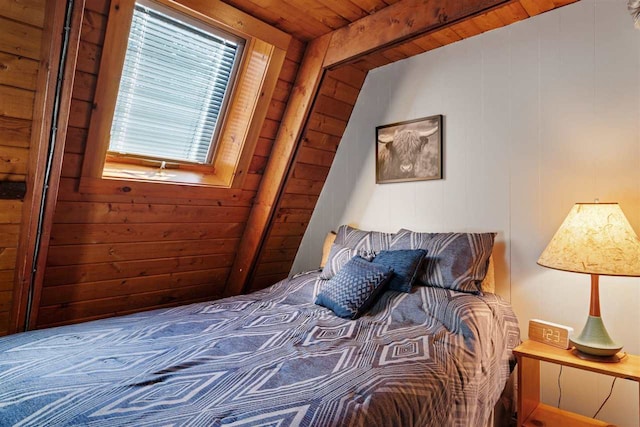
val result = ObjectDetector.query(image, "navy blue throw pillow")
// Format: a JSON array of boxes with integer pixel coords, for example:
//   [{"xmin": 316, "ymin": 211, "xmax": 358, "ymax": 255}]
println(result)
[
  {"xmin": 372, "ymin": 249, "xmax": 427, "ymax": 293},
  {"xmin": 314, "ymin": 256, "xmax": 393, "ymax": 319}
]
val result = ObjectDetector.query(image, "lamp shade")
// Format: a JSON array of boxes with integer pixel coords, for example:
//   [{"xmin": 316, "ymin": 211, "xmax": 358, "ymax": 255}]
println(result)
[{"xmin": 538, "ymin": 203, "xmax": 640, "ymax": 277}]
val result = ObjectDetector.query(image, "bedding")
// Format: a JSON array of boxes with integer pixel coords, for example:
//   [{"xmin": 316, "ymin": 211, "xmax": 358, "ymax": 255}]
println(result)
[
  {"xmin": 315, "ymin": 255, "xmax": 393, "ymax": 318},
  {"xmin": 371, "ymin": 249, "xmax": 427, "ymax": 292},
  {"xmin": 334, "ymin": 225, "xmax": 394, "ymax": 253},
  {"xmin": 390, "ymin": 229, "xmax": 496, "ymax": 294},
  {"xmin": 0, "ymin": 270, "xmax": 519, "ymax": 427},
  {"xmin": 319, "ymin": 242, "xmax": 376, "ymax": 279}
]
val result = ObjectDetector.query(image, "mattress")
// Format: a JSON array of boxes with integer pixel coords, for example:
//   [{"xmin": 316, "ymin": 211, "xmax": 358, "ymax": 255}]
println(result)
[{"xmin": 0, "ymin": 270, "xmax": 519, "ymax": 426}]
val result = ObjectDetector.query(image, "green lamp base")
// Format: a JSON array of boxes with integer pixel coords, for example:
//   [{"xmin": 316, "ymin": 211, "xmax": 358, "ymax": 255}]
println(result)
[{"xmin": 570, "ymin": 315, "xmax": 622, "ymax": 362}]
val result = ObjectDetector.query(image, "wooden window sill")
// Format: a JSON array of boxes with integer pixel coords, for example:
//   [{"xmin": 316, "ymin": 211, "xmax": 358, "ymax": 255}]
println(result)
[
  {"xmin": 78, "ymin": 162, "xmax": 244, "ymax": 200},
  {"xmin": 102, "ymin": 161, "xmax": 229, "ymax": 187}
]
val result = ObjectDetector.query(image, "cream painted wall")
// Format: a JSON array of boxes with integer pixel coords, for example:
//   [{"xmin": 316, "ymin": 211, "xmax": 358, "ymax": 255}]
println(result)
[{"xmin": 292, "ymin": 1, "xmax": 640, "ymax": 425}]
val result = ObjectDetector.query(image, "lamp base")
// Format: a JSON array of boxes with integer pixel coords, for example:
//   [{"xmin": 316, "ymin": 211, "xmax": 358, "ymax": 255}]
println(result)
[
  {"xmin": 571, "ymin": 348, "xmax": 621, "ymax": 363},
  {"xmin": 570, "ymin": 315, "xmax": 622, "ymax": 360}
]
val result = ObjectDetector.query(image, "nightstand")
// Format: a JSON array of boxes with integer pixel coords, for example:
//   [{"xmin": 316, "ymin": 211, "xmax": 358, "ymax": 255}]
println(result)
[{"xmin": 513, "ymin": 340, "xmax": 640, "ymax": 427}]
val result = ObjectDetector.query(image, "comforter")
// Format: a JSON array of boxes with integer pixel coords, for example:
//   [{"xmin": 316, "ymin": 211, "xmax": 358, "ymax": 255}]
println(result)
[{"xmin": 0, "ymin": 271, "xmax": 519, "ymax": 426}]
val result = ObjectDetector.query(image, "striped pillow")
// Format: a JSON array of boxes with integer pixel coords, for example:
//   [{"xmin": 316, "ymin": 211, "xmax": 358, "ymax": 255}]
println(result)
[
  {"xmin": 319, "ymin": 243, "xmax": 375, "ymax": 279},
  {"xmin": 390, "ymin": 229, "xmax": 495, "ymax": 294},
  {"xmin": 334, "ymin": 225, "xmax": 394, "ymax": 253}
]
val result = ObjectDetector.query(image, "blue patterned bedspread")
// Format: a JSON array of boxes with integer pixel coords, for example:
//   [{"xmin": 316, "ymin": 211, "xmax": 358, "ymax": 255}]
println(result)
[{"xmin": 0, "ymin": 271, "xmax": 519, "ymax": 426}]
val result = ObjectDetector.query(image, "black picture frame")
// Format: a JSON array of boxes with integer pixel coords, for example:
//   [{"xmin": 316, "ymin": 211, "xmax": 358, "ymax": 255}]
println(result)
[{"xmin": 375, "ymin": 114, "xmax": 443, "ymax": 184}]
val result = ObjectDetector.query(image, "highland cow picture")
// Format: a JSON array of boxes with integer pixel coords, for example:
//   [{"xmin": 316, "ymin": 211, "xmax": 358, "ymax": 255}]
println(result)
[{"xmin": 376, "ymin": 115, "xmax": 443, "ymax": 184}]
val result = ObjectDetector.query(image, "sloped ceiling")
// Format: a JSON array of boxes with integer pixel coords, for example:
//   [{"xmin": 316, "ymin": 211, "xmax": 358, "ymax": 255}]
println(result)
[{"xmin": 222, "ymin": 0, "xmax": 576, "ymax": 43}]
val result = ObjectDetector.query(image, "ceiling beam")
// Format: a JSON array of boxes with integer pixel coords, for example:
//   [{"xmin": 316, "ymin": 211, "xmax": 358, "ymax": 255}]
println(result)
[
  {"xmin": 224, "ymin": 34, "xmax": 331, "ymax": 297},
  {"xmin": 323, "ymin": 0, "xmax": 518, "ymax": 68}
]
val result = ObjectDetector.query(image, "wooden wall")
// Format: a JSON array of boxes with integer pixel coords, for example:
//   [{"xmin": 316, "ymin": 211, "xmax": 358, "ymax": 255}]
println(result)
[
  {"xmin": 248, "ymin": 65, "xmax": 367, "ymax": 291},
  {"xmin": 0, "ymin": 0, "xmax": 46, "ymax": 335},
  {"xmin": 36, "ymin": 0, "xmax": 304, "ymax": 328},
  {"xmin": 3, "ymin": 0, "xmax": 578, "ymax": 331}
]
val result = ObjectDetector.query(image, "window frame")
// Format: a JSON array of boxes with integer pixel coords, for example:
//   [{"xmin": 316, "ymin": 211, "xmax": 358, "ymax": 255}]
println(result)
[
  {"xmin": 80, "ymin": 0, "xmax": 290, "ymax": 197},
  {"xmin": 107, "ymin": 0, "xmax": 246, "ymax": 167}
]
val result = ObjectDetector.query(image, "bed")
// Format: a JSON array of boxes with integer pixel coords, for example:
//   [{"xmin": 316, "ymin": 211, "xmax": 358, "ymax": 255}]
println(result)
[{"xmin": 0, "ymin": 226, "xmax": 520, "ymax": 426}]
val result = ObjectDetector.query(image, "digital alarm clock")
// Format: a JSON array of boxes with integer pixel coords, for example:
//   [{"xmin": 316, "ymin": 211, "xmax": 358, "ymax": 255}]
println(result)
[{"xmin": 528, "ymin": 319, "xmax": 573, "ymax": 349}]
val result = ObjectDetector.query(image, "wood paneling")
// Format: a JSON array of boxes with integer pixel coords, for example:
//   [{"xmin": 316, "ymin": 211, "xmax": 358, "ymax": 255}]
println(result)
[
  {"xmin": 291, "ymin": 163, "xmax": 330, "ymax": 183},
  {"xmin": 351, "ymin": 0, "xmax": 580, "ymax": 73},
  {"xmin": 44, "ymin": 253, "xmax": 235, "ymax": 286},
  {"xmin": 0, "ymin": 0, "xmax": 48, "ymax": 335},
  {"xmin": 260, "ymin": 247, "xmax": 298, "ymax": 263},
  {"xmin": 324, "ymin": 0, "xmax": 518, "ymax": 67},
  {"xmin": 72, "ymin": 71, "xmax": 97, "ymax": 102},
  {"xmin": 220, "ymin": 0, "xmax": 330, "ymax": 41},
  {"xmin": 0, "ymin": 200, "xmax": 22, "ymax": 224},
  {"xmin": 85, "ymin": 0, "xmax": 109, "ymax": 14},
  {"xmin": 248, "ymin": 65, "xmax": 364, "ymax": 291},
  {"xmin": 0, "ymin": 270, "xmax": 14, "ymax": 291},
  {"xmin": 0, "ymin": 247, "xmax": 17, "ymax": 270},
  {"xmin": 37, "ymin": 283, "xmax": 221, "ymax": 327},
  {"xmin": 225, "ymin": 34, "xmax": 331, "ymax": 296},
  {"xmin": 0, "ymin": 145, "xmax": 29, "ymax": 179},
  {"xmin": 41, "ymin": 268, "xmax": 229, "ymax": 306},
  {"xmin": 47, "ymin": 238, "xmax": 239, "ymax": 266},
  {"xmin": 80, "ymin": 9, "xmax": 107, "ymax": 45},
  {"xmin": 52, "ymin": 201, "xmax": 251, "ymax": 224},
  {"xmin": 179, "ymin": 0, "xmax": 292, "ymax": 50},
  {"xmin": 220, "ymin": 0, "xmax": 576, "ymax": 47},
  {"xmin": 0, "ymin": 16, "xmax": 42, "ymax": 60},
  {"xmin": 76, "ymin": 40, "xmax": 101, "ymax": 74},
  {"xmin": 0, "ymin": 248, "xmax": 20, "ymax": 325},
  {"xmin": 0, "ymin": 85, "xmax": 35, "ymax": 121},
  {"xmin": 0, "ymin": 311, "xmax": 7, "ymax": 335},
  {"xmin": 0, "ymin": 0, "xmax": 46, "ymax": 28},
  {"xmin": 285, "ymin": 178, "xmax": 324, "ymax": 195},
  {"xmin": 0, "ymin": 225, "xmax": 20, "ymax": 246},
  {"xmin": 35, "ymin": 1, "xmax": 305, "ymax": 328},
  {"xmin": 0, "ymin": 52, "xmax": 39, "ymax": 90},
  {"xmin": 57, "ymin": 178, "xmax": 253, "ymax": 206},
  {"xmin": 0, "ymin": 291, "xmax": 13, "ymax": 312},
  {"xmin": 50, "ymin": 222, "xmax": 245, "ymax": 245},
  {"xmin": 15, "ymin": 0, "xmax": 88, "ymax": 332},
  {"xmin": 0, "ymin": 116, "xmax": 31, "ymax": 148}
]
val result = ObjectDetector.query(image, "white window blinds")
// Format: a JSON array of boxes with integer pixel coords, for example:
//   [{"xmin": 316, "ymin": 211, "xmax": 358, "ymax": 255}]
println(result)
[{"xmin": 109, "ymin": 1, "xmax": 244, "ymax": 164}]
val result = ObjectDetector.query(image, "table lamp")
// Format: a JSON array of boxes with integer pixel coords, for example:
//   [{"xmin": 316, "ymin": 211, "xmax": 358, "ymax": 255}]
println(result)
[{"xmin": 537, "ymin": 202, "xmax": 640, "ymax": 362}]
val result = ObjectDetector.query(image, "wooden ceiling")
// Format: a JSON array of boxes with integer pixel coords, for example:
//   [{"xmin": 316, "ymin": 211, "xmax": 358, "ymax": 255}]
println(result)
[
  {"xmin": 231, "ymin": 0, "xmax": 580, "ymax": 295},
  {"xmin": 221, "ymin": 1, "xmax": 577, "ymax": 47},
  {"xmin": 221, "ymin": 0, "xmax": 400, "ymax": 41}
]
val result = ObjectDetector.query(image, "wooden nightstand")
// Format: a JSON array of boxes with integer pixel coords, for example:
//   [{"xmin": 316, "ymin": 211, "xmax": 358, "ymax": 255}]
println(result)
[{"xmin": 513, "ymin": 340, "xmax": 640, "ymax": 427}]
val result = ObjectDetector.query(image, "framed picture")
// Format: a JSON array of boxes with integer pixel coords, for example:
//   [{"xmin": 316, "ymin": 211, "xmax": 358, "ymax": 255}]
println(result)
[{"xmin": 376, "ymin": 115, "xmax": 443, "ymax": 184}]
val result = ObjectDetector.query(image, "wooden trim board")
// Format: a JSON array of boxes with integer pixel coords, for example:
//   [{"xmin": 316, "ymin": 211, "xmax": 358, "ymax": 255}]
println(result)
[{"xmin": 225, "ymin": 34, "xmax": 331, "ymax": 296}]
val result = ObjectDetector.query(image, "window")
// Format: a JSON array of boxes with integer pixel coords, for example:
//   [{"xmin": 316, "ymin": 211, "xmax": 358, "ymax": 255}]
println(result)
[
  {"xmin": 81, "ymin": 0, "xmax": 290, "ymax": 196},
  {"xmin": 109, "ymin": 1, "xmax": 243, "ymax": 165}
]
